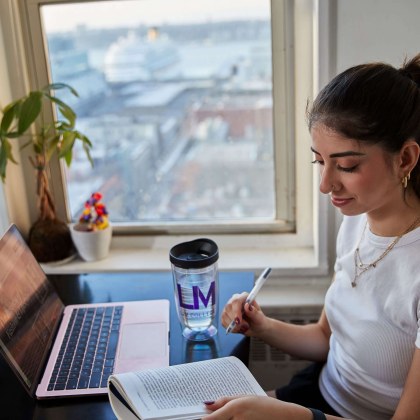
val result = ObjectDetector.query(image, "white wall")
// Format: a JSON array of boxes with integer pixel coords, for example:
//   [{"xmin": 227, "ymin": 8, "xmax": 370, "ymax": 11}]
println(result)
[
  {"xmin": 326, "ymin": 0, "xmax": 420, "ymax": 237},
  {"xmin": 336, "ymin": 0, "xmax": 420, "ymax": 71},
  {"xmin": 0, "ymin": 2, "xmax": 35, "ymax": 234}
]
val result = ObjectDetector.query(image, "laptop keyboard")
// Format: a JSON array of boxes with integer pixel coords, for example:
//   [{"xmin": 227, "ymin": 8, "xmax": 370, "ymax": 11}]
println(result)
[{"xmin": 48, "ymin": 305, "xmax": 123, "ymax": 391}]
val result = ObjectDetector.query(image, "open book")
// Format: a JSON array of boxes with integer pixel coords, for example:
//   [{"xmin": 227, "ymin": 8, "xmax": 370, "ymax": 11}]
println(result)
[{"xmin": 108, "ymin": 356, "xmax": 266, "ymax": 420}]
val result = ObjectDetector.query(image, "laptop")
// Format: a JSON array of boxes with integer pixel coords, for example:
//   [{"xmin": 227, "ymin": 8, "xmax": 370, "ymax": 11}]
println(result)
[{"xmin": 0, "ymin": 224, "xmax": 170, "ymax": 399}]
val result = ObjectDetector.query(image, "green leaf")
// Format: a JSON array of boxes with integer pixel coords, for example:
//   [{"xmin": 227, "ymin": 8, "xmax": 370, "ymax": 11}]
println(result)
[
  {"xmin": 58, "ymin": 106, "xmax": 76, "ymax": 128},
  {"xmin": 45, "ymin": 93, "xmax": 72, "ymax": 111},
  {"xmin": 45, "ymin": 94, "xmax": 76, "ymax": 128},
  {"xmin": 56, "ymin": 122, "xmax": 72, "ymax": 131},
  {"xmin": 1, "ymin": 102, "xmax": 18, "ymax": 132},
  {"xmin": 0, "ymin": 139, "xmax": 17, "ymax": 181},
  {"xmin": 5, "ymin": 132, "xmax": 22, "ymax": 139},
  {"xmin": 76, "ymin": 131, "xmax": 93, "ymax": 147},
  {"xmin": 46, "ymin": 135, "xmax": 60, "ymax": 162},
  {"xmin": 82, "ymin": 141, "xmax": 94, "ymax": 167},
  {"xmin": 45, "ymin": 93, "xmax": 64, "ymax": 106},
  {"xmin": 4, "ymin": 139, "xmax": 18, "ymax": 164},
  {"xmin": 44, "ymin": 83, "xmax": 79, "ymax": 97},
  {"xmin": 0, "ymin": 142, "xmax": 7, "ymax": 181},
  {"xmin": 0, "ymin": 83, "xmax": 91, "ymax": 178},
  {"xmin": 64, "ymin": 149, "xmax": 73, "ymax": 166},
  {"xmin": 58, "ymin": 131, "xmax": 76, "ymax": 158},
  {"xmin": 2, "ymin": 98, "xmax": 21, "ymax": 114},
  {"xmin": 17, "ymin": 91, "xmax": 43, "ymax": 133}
]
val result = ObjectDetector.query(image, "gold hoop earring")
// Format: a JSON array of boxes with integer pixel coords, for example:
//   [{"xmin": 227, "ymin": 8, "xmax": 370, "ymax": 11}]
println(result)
[{"xmin": 402, "ymin": 172, "xmax": 411, "ymax": 189}]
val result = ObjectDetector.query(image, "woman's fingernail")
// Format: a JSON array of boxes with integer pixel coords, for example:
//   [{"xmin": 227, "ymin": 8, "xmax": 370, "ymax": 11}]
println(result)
[
  {"xmin": 249, "ymin": 304, "xmax": 254, "ymax": 311},
  {"xmin": 204, "ymin": 401, "xmax": 215, "ymax": 405},
  {"xmin": 234, "ymin": 317, "xmax": 240, "ymax": 325}
]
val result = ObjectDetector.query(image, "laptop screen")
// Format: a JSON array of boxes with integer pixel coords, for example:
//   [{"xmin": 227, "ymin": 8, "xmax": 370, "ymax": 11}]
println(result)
[{"xmin": 0, "ymin": 225, "xmax": 64, "ymax": 395}]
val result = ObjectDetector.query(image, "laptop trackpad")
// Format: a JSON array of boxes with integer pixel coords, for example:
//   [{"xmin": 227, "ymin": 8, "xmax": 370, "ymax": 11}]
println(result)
[{"xmin": 119, "ymin": 322, "xmax": 167, "ymax": 359}]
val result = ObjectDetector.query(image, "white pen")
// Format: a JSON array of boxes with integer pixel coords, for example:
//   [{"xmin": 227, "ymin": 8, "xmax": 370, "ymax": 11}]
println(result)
[{"xmin": 225, "ymin": 267, "xmax": 272, "ymax": 335}]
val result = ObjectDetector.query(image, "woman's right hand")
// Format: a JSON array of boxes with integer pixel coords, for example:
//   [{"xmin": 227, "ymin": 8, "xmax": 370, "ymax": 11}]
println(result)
[{"xmin": 221, "ymin": 292, "xmax": 269, "ymax": 337}]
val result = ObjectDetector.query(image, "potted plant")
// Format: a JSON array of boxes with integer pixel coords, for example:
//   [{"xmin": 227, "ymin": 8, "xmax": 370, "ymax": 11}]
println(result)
[
  {"xmin": 71, "ymin": 192, "xmax": 112, "ymax": 261},
  {"xmin": 0, "ymin": 83, "xmax": 93, "ymax": 262}
]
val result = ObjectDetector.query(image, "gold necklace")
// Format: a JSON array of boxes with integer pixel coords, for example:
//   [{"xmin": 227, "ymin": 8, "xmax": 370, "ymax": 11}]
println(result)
[{"xmin": 352, "ymin": 215, "xmax": 420, "ymax": 287}]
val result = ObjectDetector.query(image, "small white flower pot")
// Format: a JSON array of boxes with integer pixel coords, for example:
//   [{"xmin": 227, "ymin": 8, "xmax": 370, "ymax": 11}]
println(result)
[{"xmin": 70, "ymin": 224, "xmax": 112, "ymax": 262}]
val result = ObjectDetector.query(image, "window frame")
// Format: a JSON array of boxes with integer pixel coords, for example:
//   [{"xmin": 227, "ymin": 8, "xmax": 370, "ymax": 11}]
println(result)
[
  {"xmin": 21, "ymin": 0, "xmax": 294, "ymax": 234},
  {"xmin": 0, "ymin": 185, "xmax": 9, "ymax": 235},
  {"xmin": 0, "ymin": 0, "xmax": 335, "ymax": 280}
]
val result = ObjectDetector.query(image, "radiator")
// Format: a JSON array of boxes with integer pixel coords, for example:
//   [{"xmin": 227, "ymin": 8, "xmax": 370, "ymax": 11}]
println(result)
[{"xmin": 249, "ymin": 305, "xmax": 322, "ymax": 391}]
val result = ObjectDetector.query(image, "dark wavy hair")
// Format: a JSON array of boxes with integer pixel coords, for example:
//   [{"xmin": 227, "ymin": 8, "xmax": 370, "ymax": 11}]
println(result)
[{"xmin": 307, "ymin": 53, "xmax": 420, "ymax": 198}]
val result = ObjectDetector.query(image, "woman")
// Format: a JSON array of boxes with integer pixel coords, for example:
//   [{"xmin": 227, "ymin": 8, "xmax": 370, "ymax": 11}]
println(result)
[{"xmin": 204, "ymin": 54, "xmax": 420, "ymax": 420}]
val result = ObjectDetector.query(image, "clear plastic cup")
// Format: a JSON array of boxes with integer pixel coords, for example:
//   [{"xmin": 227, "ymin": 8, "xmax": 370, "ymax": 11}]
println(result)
[{"xmin": 170, "ymin": 238, "xmax": 219, "ymax": 341}]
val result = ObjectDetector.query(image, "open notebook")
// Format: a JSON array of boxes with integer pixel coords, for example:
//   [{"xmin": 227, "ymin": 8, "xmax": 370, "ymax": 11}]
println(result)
[{"xmin": 0, "ymin": 224, "xmax": 170, "ymax": 399}]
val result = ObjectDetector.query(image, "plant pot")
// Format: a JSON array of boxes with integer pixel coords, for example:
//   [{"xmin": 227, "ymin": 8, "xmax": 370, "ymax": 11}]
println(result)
[
  {"xmin": 29, "ymin": 218, "xmax": 75, "ymax": 263},
  {"xmin": 70, "ymin": 224, "xmax": 112, "ymax": 262}
]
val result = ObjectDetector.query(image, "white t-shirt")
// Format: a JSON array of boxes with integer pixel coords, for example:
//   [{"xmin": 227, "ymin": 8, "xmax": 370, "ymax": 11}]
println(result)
[{"xmin": 319, "ymin": 214, "xmax": 420, "ymax": 420}]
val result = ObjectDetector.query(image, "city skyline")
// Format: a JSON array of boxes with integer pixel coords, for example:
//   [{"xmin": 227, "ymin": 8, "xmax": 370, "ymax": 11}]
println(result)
[{"xmin": 42, "ymin": 13, "xmax": 275, "ymax": 222}]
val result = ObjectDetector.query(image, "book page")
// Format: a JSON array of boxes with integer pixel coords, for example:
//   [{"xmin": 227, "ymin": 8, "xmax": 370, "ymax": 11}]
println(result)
[{"xmin": 109, "ymin": 356, "xmax": 265, "ymax": 420}]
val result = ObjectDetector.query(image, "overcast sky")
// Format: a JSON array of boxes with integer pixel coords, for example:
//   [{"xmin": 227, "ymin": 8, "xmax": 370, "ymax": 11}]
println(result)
[{"xmin": 41, "ymin": 0, "xmax": 269, "ymax": 33}]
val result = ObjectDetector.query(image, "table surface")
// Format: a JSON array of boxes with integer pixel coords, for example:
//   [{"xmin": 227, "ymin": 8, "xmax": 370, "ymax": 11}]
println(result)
[{"xmin": 0, "ymin": 271, "xmax": 253, "ymax": 420}]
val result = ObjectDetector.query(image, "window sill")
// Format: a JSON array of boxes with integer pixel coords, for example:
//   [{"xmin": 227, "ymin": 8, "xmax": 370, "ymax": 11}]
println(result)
[
  {"xmin": 41, "ymin": 245, "xmax": 330, "ymax": 290},
  {"xmin": 42, "ymin": 245, "xmax": 326, "ymax": 272}
]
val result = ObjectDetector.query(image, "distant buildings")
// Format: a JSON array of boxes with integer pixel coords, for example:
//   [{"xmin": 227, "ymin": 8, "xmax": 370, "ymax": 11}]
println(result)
[{"xmin": 47, "ymin": 20, "xmax": 275, "ymax": 222}]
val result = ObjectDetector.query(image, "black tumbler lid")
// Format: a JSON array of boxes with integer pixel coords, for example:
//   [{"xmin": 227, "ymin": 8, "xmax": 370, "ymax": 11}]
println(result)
[{"xmin": 169, "ymin": 238, "xmax": 219, "ymax": 269}]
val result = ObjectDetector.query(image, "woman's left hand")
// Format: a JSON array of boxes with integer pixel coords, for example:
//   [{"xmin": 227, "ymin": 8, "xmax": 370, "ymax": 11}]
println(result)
[{"xmin": 202, "ymin": 395, "xmax": 313, "ymax": 419}]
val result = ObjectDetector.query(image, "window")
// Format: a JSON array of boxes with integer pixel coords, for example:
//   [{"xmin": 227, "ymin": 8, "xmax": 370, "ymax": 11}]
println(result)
[
  {"xmin": 21, "ymin": 0, "xmax": 295, "ymax": 235},
  {"xmin": 2, "ymin": 0, "xmax": 328, "ymax": 274}
]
